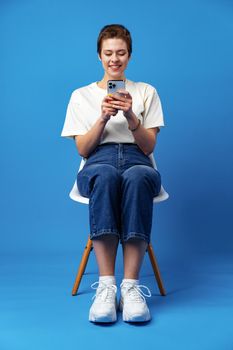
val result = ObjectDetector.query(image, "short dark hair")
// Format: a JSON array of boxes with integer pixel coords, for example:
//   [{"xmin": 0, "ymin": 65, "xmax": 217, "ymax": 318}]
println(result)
[{"xmin": 97, "ymin": 24, "xmax": 132, "ymax": 57}]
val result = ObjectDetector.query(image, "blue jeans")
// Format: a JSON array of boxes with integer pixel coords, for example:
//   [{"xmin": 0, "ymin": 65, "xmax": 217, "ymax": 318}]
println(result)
[{"xmin": 77, "ymin": 143, "xmax": 161, "ymax": 244}]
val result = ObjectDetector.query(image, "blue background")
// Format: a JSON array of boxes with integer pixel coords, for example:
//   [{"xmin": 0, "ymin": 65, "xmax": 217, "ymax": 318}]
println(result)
[{"xmin": 1, "ymin": 0, "xmax": 233, "ymax": 349}]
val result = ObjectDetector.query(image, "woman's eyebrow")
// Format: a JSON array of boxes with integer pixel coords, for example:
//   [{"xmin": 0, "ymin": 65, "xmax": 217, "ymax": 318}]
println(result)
[{"xmin": 103, "ymin": 49, "xmax": 127, "ymax": 52}]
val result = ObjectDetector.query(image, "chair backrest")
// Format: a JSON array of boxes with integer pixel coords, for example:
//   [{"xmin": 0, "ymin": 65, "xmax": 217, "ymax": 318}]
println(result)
[{"xmin": 69, "ymin": 153, "xmax": 169, "ymax": 204}]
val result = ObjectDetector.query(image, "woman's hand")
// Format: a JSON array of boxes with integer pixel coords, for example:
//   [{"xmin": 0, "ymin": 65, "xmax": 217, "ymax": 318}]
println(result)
[
  {"xmin": 109, "ymin": 90, "xmax": 133, "ymax": 119},
  {"xmin": 101, "ymin": 95, "xmax": 118, "ymax": 121}
]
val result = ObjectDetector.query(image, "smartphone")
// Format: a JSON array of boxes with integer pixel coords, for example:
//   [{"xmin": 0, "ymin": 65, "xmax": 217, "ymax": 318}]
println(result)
[{"xmin": 107, "ymin": 80, "xmax": 125, "ymax": 95}]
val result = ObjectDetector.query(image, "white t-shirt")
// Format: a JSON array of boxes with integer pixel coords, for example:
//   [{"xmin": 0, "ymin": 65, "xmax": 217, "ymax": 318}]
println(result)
[{"xmin": 61, "ymin": 79, "xmax": 165, "ymax": 143}]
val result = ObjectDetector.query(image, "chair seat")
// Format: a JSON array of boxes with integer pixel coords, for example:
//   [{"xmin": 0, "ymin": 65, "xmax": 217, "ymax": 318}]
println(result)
[
  {"xmin": 69, "ymin": 153, "xmax": 169, "ymax": 204},
  {"xmin": 69, "ymin": 179, "xmax": 169, "ymax": 204}
]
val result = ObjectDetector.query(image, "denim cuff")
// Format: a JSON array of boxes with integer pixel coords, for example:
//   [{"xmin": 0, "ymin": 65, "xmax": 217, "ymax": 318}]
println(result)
[
  {"xmin": 121, "ymin": 232, "xmax": 150, "ymax": 244},
  {"xmin": 90, "ymin": 229, "xmax": 120, "ymax": 241}
]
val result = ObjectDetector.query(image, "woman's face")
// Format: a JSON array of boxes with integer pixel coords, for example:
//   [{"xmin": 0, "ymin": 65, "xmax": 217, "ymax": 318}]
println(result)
[{"xmin": 99, "ymin": 38, "xmax": 130, "ymax": 79}]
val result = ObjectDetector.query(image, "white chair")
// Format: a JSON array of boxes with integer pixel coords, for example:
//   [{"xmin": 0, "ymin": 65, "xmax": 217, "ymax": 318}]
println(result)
[
  {"xmin": 70, "ymin": 152, "xmax": 169, "ymax": 296},
  {"xmin": 69, "ymin": 153, "xmax": 169, "ymax": 204}
]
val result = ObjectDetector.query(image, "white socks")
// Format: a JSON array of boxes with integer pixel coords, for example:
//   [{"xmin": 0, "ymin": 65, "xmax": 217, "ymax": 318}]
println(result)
[
  {"xmin": 99, "ymin": 275, "xmax": 116, "ymax": 285},
  {"xmin": 121, "ymin": 278, "xmax": 139, "ymax": 285},
  {"xmin": 98, "ymin": 276, "xmax": 139, "ymax": 287}
]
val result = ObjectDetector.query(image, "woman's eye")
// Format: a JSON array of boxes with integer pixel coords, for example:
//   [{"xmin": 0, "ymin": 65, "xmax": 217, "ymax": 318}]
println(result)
[{"xmin": 104, "ymin": 52, "xmax": 126, "ymax": 57}]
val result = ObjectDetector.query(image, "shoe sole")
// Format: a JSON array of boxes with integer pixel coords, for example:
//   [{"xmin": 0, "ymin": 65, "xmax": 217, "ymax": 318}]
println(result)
[
  {"xmin": 89, "ymin": 301, "xmax": 117, "ymax": 323},
  {"xmin": 89, "ymin": 312, "xmax": 117, "ymax": 323},
  {"xmin": 119, "ymin": 300, "xmax": 151, "ymax": 323}
]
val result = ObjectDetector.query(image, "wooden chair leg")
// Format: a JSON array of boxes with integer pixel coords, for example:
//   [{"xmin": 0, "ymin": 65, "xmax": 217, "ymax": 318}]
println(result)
[
  {"xmin": 72, "ymin": 237, "xmax": 93, "ymax": 296},
  {"xmin": 147, "ymin": 243, "xmax": 166, "ymax": 296},
  {"xmin": 72, "ymin": 238, "xmax": 166, "ymax": 297}
]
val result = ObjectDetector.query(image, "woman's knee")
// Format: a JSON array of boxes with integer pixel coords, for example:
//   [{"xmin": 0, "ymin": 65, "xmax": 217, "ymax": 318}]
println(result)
[
  {"xmin": 77, "ymin": 164, "xmax": 121, "ymax": 196},
  {"xmin": 122, "ymin": 165, "xmax": 160, "ymax": 184},
  {"xmin": 93, "ymin": 164, "xmax": 121, "ymax": 186},
  {"xmin": 122, "ymin": 165, "xmax": 161, "ymax": 195}
]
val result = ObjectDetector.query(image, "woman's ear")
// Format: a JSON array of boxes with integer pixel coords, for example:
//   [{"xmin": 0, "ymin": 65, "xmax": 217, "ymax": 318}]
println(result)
[{"xmin": 98, "ymin": 54, "xmax": 102, "ymax": 61}]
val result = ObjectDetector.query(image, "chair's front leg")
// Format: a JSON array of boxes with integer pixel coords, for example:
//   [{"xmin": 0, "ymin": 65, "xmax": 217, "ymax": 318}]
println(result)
[
  {"xmin": 147, "ymin": 244, "xmax": 166, "ymax": 296},
  {"xmin": 72, "ymin": 237, "xmax": 93, "ymax": 296}
]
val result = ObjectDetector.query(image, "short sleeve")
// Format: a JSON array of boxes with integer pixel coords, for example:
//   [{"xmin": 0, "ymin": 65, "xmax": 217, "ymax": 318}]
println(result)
[
  {"xmin": 142, "ymin": 85, "xmax": 165, "ymax": 131},
  {"xmin": 61, "ymin": 92, "xmax": 88, "ymax": 140}
]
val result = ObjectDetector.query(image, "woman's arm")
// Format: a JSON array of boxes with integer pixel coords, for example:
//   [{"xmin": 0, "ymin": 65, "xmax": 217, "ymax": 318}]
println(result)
[
  {"xmin": 127, "ymin": 113, "xmax": 158, "ymax": 155},
  {"xmin": 109, "ymin": 91, "xmax": 159, "ymax": 155},
  {"xmin": 75, "ymin": 117, "xmax": 107, "ymax": 158},
  {"xmin": 75, "ymin": 95, "xmax": 117, "ymax": 158}
]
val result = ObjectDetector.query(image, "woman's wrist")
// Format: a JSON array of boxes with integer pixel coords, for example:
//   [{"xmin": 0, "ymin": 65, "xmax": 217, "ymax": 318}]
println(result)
[
  {"xmin": 127, "ymin": 112, "xmax": 140, "ymax": 131},
  {"xmin": 128, "ymin": 118, "xmax": 141, "ymax": 132},
  {"xmin": 123, "ymin": 109, "xmax": 134, "ymax": 120},
  {"xmin": 100, "ymin": 115, "xmax": 110, "ymax": 123}
]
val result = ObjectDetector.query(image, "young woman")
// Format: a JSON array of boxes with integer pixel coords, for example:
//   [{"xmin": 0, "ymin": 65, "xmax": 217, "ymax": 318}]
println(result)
[{"xmin": 61, "ymin": 24, "xmax": 165, "ymax": 323}]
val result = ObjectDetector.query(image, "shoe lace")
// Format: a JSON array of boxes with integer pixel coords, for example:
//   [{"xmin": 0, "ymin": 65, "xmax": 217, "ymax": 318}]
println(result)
[
  {"xmin": 121, "ymin": 283, "xmax": 152, "ymax": 303},
  {"xmin": 91, "ymin": 281, "xmax": 117, "ymax": 302}
]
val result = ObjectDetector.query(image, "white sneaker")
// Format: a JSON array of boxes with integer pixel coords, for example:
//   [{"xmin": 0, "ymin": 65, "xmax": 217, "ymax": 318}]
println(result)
[
  {"xmin": 119, "ymin": 281, "xmax": 152, "ymax": 322},
  {"xmin": 89, "ymin": 281, "xmax": 118, "ymax": 323}
]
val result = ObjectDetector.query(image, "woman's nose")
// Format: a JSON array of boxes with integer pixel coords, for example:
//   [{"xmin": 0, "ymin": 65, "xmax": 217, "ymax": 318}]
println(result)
[{"xmin": 111, "ymin": 53, "xmax": 119, "ymax": 61}]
